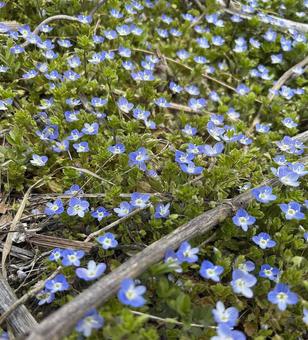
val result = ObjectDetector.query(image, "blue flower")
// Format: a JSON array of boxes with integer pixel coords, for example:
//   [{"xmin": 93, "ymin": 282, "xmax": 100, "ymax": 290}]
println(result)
[
  {"xmin": 238, "ymin": 260, "xmax": 255, "ymax": 273},
  {"xmin": 176, "ymin": 241, "xmax": 199, "ymax": 263},
  {"xmin": 63, "ymin": 70, "xmax": 80, "ymax": 81},
  {"xmin": 212, "ymin": 35, "xmax": 225, "ymax": 46},
  {"xmin": 271, "ymin": 53, "xmax": 283, "ymax": 64},
  {"xmin": 117, "ymin": 97, "xmax": 134, "ymax": 113},
  {"xmin": 65, "ymin": 184, "xmax": 83, "ymax": 195},
  {"xmin": 169, "ymin": 81, "xmax": 183, "ymax": 93},
  {"xmin": 67, "ymin": 55, "xmax": 81, "ymax": 68},
  {"xmin": 130, "ymin": 192, "xmax": 151, "ymax": 208},
  {"xmin": 117, "ymin": 278, "xmax": 146, "ymax": 307},
  {"xmin": 252, "ymin": 232, "xmax": 276, "ymax": 249},
  {"xmin": 128, "ymin": 147, "xmax": 149, "ymax": 171},
  {"xmin": 199, "ymin": 260, "xmax": 224, "ymax": 282},
  {"xmin": 52, "ymin": 140, "xmax": 69, "ymax": 153},
  {"xmin": 230, "ymin": 269, "xmax": 257, "ymax": 298},
  {"xmin": 203, "ymin": 142, "xmax": 224, "ymax": 157},
  {"xmin": 133, "ymin": 108, "xmax": 151, "ymax": 120},
  {"xmin": 82, "ymin": 122, "xmax": 99, "ymax": 135},
  {"xmin": 76, "ymin": 260, "xmax": 106, "ymax": 281},
  {"xmin": 65, "ymin": 110, "xmax": 80, "ymax": 122},
  {"xmin": 30, "ymin": 154, "xmax": 48, "ymax": 167},
  {"xmin": 76, "ymin": 309, "xmax": 104, "ymax": 337},
  {"xmin": 91, "ymin": 207, "xmax": 110, "ymax": 221},
  {"xmin": 154, "ymin": 203, "xmax": 170, "ymax": 219},
  {"xmin": 114, "ymin": 202, "xmax": 133, "ymax": 217},
  {"xmin": 259, "ymin": 264, "xmax": 280, "ymax": 281},
  {"xmin": 107, "ymin": 143, "xmax": 125, "ymax": 155},
  {"xmin": 207, "ymin": 121, "xmax": 225, "ymax": 141},
  {"xmin": 62, "ymin": 249, "xmax": 85, "ymax": 267},
  {"xmin": 45, "ymin": 274, "xmax": 69, "ymax": 293},
  {"xmin": 48, "ymin": 248, "xmax": 63, "ymax": 262},
  {"xmin": 185, "ymin": 85, "xmax": 200, "ymax": 96},
  {"xmin": 236, "ymin": 84, "xmax": 250, "ymax": 95},
  {"xmin": 303, "ymin": 308, "xmax": 308, "ymax": 325},
  {"xmin": 289, "ymin": 162, "xmax": 308, "ymax": 176},
  {"xmin": 268, "ymin": 283, "xmax": 298, "ymax": 311},
  {"xmin": 279, "ymin": 202, "xmax": 304, "ymax": 220},
  {"xmin": 252, "ymin": 186, "xmax": 277, "ymax": 203},
  {"xmin": 164, "ymin": 249, "xmax": 182, "ymax": 273},
  {"xmin": 182, "ymin": 124, "xmax": 197, "ymax": 136},
  {"xmin": 76, "ymin": 15, "xmax": 92, "ymax": 24},
  {"xmin": 67, "ymin": 197, "xmax": 89, "ymax": 217},
  {"xmin": 36, "ymin": 289, "xmax": 55, "ymax": 305},
  {"xmin": 154, "ymin": 97, "xmax": 170, "ymax": 108},
  {"xmin": 263, "ymin": 29, "xmax": 277, "ymax": 42},
  {"xmin": 282, "ymin": 117, "xmax": 297, "ymax": 129},
  {"xmin": 97, "ymin": 232, "xmax": 118, "ymax": 250},
  {"xmin": 73, "ymin": 142, "xmax": 89, "ymax": 153},
  {"xmin": 271, "ymin": 166, "xmax": 300, "ymax": 187},
  {"xmin": 211, "ymin": 324, "xmax": 246, "ymax": 340},
  {"xmin": 91, "ymin": 97, "xmax": 107, "ymax": 108},
  {"xmin": 232, "ymin": 208, "xmax": 256, "ymax": 232},
  {"xmin": 176, "ymin": 49, "xmax": 190, "ymax": 60},
  {"xmin": 188, "ymin": 97, "xmax": 207, "ymax": 110},
  {"xmin": 212, "ymin": 301, "xmax": 239, "ymax": 327},
  {"xmin": 175, "ymin": 150, "xmax": 195, "ymax": 164},
  {"xmin": 45, "ymin": 199, "xmax": 64, "ymax": 216},
  {"xmin": 180, "ymin": 162, "xmax": 204, "ymax": 175}
]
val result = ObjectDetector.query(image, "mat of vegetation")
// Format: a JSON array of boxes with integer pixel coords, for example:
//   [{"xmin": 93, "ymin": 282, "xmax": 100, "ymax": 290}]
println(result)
[{"xmin": 0, "ymin": 0, "xmax": 307, "ymax": 339}]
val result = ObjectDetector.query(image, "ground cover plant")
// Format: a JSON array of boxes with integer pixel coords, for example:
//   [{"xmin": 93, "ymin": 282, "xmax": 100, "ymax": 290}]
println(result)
[{"xmin": 0, "ymin": 0, "xmax": 307, "ymax": 339}]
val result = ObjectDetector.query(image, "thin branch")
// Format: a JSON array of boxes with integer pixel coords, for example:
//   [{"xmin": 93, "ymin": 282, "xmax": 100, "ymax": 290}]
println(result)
[
  {"xmin": 0, "ymin": 274, "xmax": 37, "ymax": 336},
  {"xmin": 84, "ymin": 205, "xmax": 151, "ymax": 242},
  {"xmin": 249, "ymin": 55, "xmax": 308, "ymax": 132},
  {"xmin": 25, "ymin": 130, "xmax": 308, "ymax": 340},
  {"xmin": 0, "ymin": 267, "xmax": 61, "ymax": 326},
  {"xmin": 130, "ymin": 310, "xmax": 215, "ymax": 329},
  {"xmin": 219, "ymin": 0, "xmax": 308, "ymax": 33}
]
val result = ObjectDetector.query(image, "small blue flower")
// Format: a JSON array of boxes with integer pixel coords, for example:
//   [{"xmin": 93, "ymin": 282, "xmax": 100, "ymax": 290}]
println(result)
[
  {"xmin": 176, "ymin": 241, "xmax": 199, "ymax": 263},
  {"xmin": 188, "ymin": 97, "xmax": 207, "ymax": 111},
  {"xmin": 91, "ymin": 207, "xmax": 110, "ymax": 221},
  {"xmin": 30, "ymin": 154, "xmax": 48, "ymax": 167},
  {"xmin": 252, "ymin": 186, "xmax": 277, "ymax": 203},
  {"xmin": 75, "ymin": 309, "xmax": 104, "ymax": 337},
  {"xmin": 164, "ymin": 249, "xmax": 182, "ymax": 273},
  {"xmin": 73, "ymin": 142, "xmax": 89, "ymax": 153},
  {"xmin": 82, "ymin": 122, "xmax": 99, "ymax": 135},
  {"xmin": 212, "ymin": 35, "xmax": 225, "ymax": 46},
  {"xmin": 259, "ymin": 264, "xmax": 280, "ymax": 281},
  {"xmin": 263, "ymin": 29, "xmax": 277, "ymax": 42},
  {"xmin": 97, "ymin": 232, "xmax": 118, "ymax": 250},
  {"xmin": 268, "ymin": 283, "xmax": 298, "ymax": 311},
  {"xmin": 289, "ymin": 162, "xmax": 308, "ymax": 176},
  {"xmin": 154, "ymin": 203, "xmax": 170, "ymax": 219},
  {"xmin": 199, "ymin": 260, "xmax": 224, "ymax": 282},
  {"xmin": 65, "ymin": 110, "xmax": 80, "ymax": 122},
  {"xmin": 207, "ymin": 121, "xmax": 225, "ymax": 141},
  {"xmin": 117, "ymin": 97, "xmax": 134, "ymax": 113},
  {"xmin": 203, "ymin": 142, "xmax": 224, "ymax": 157},
  {"xmin": 282, "ymin": 117, "xmax": 297, "ymax": 129},
  {"xmin": 62, "ymin": 249, "xmax": 85, "ymax": 267},
  {"xmin": 279, "ymin": 202, "xmax": 304, "ymax": 220},
  {"xmin": 65, "ymin": 184, "xmax": 83, "ymax": 195},
  {"xmin": 67, "ymin": 55, "xmax": 81, "ymax": 68},
  {"xmin": 76, "ymin": 15, "xmax": 92, "ymax": 24},
  {"xmin": 45, "ymin": 274, "xmax": 69, "ymax": 293},
  {"xmin": 130, "ymin": 192, "xmax": 151, "ymax": 208},
  {"xmin": 182, "ymin": 124, "xmax": 197, "ymax": 136},
  {"xmin": 67, "ymin": 197, "xmax": 89, "ymax": 217},
  {"xmin": 232, "ymin": 209, "xmax": 256, "ymax": 232},
  {"xmin": 114, "ymin": 202, "xmax": 133, "ymax": 217},
  {"xmin": 175, "ymin": 150, "xmax": 195, "ymax": 164},
  {"xmin": 252, "ymin": 232, "xmax": 276, "ymax": 249},
  {"xmin": 48, "ymin": 248, "xmax": 63, "ymax": 262},
  {"xmin": 238, "ymin": 260, "xmax": 255, "ymax": 273},
  {"xmin": 91, "ymin": 97, "xmax": 107, "ymax": 108},
  {"xmin": 76, "ymin": 260, "xmax": 106, "ymax": 281},
  {"xmin": 128, "ymin": 147, "xmax": 149, "ymax": 171},
  {"xmin": 230, "ymin": 269, "xmax": 257, "ymax": 298},
  {"xmin": 117, "ymin": 278, "xmax": 146, "ymax": 307},
  {"xmin": 44, "ymin": 199, "xmax": 64, "ymax": 216},
  {"xmin": 154, "ymin": 97, "xmax": 170, "ymax": 108},
  {"xmin": 107, "ymin": 143, "xmax": 125, "ymax": 155},
  {"xmin": 271, "ymin": 166, "xmax": 300, "ymax": 187},
  {"xmin": 212, "ymin": 301, "xmax": 239, "ymax": 327},
  {"xmin": 211, "ymin": 324, "xmax": 246, "ymax": 340},
  {"xmin": 36, "ymin": 289, "xmax": 55, "ymax": 305},
  {"xmin": 303, "ymin": 308, "xmax": 308, "ymax": 325},
  {"xmin": 180, "ymin": 162, "xmax": 204, "ymax": 175},
  {"xmin": 52, "ymin": 140, "xmax": 69, "ymax": 153}
]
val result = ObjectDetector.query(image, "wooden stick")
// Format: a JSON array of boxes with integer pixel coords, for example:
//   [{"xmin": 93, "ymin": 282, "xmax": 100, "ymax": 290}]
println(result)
[
  {"xmin": 0, "ymin": 274, "xmax": 37, "ymax": 336},
  {"xmin": 25, "ymin": 130, "xmax": 308, "ymax": 340},
  {"xmin": 0, "ymin": 267, "xmax": 61, "ymax": 326}
]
